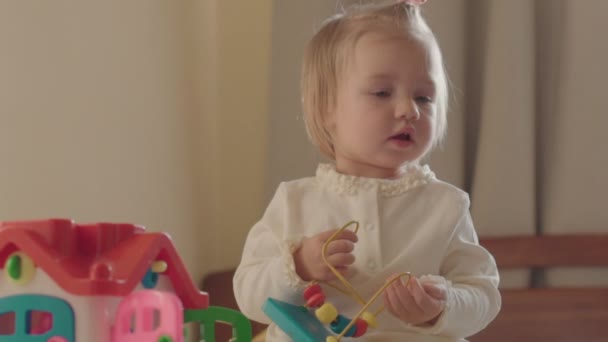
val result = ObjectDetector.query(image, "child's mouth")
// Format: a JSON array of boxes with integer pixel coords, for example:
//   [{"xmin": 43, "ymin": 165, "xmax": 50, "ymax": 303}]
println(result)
[{"xmin": 390, "ymin": 133, "xmax": 412, "ymax": 141}]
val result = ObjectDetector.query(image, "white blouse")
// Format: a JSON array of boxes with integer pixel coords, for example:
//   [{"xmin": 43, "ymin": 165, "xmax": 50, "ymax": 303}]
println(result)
[{"xmin": 234, "ymin": 164, "xmax": 501, "ymax": 341}]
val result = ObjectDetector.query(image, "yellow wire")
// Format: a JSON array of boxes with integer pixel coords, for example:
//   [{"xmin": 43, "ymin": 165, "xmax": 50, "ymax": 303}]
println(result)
[
  {"xmin": 335, "ymin": 272, "xmax": 411, "ymax": 340},
  {"xmin": 320, "ymin": 221, "xmax": 367, "ymax": 305},
  {"xmin": 316, "ymin": 220, "xmax": 413, "ymax": 341}
]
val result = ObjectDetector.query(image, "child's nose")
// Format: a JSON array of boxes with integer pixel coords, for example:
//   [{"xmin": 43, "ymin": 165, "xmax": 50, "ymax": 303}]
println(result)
[{"xmin": 396, "ymin": 99, "xmax": 420, "ymax": 122}]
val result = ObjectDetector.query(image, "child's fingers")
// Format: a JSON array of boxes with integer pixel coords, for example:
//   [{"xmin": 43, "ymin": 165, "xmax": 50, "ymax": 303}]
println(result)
[
  {"xmin": 384, "ymin": 283, "xmax": 412, "ymax": 320},
  {"xmin": 316, "ymin": 229, "xmax": 358, "ymax": 243},
  {"xmin": 409, "ymin": 278, "xmax": 444, "ymax": 312},
  {"xmin": 325, "ymin": 239, "xmax": 355, "ymax": 256},
  {"xmin": 422, "ymin": 282, "xmax": 447, "ymax": 301},
  {"xmin": 390, "ymin": 279, "xmax": 424, "ymax": 318},
  {"xmin": 334, "ymin": 229, "xmax": 358, "ymax": 243},
  {"xmin": 325, "ymin": 252, "xmax": 355, "ymax": 268},
  {"xmin": 383, "ymin": 289, "xmax": 397, "ymax": 316},
  {"xmin": 314, "ymin": 230, "xmax": 338, "ymax": 242}
]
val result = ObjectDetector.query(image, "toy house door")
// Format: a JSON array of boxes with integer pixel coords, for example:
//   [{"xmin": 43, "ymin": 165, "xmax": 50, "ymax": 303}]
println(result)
[
  {"xmin": 0, "ymin": 294, "xmax": 75, "ymax": 342},
  {"xmin": 112, "ymin": 290, "xmax": 183, "ymax": 342}
]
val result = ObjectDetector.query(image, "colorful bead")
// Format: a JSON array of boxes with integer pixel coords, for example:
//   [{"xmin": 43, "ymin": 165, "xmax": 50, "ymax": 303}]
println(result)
[
  {"xmin": 305, "ymin": 281, "xmax": 378, "ymax": 338},
  {"xmin": 5, "ymin": 252, "xmax": 36, "ymax": 285},
  {"xmin": 361, "ymin": 311, "xmax": 378, "ymax": 328},
  {"xmin": 151, "ymin": 260, "xmax": 168, "ymax": 273},
  {"xmin": 315, "ymin": 303, "xmax": 338, "ymax": 324},
  {"xmin": 141, "ymin": 268, "xmax": 159, "ymax": 289},
  {"xmin": 306, "ymin": 292, "xmax": 325, "ymax": 308},
  {"xmin": 330, "ymin": 314, "xmax": 356, "ymax": 337},
  {"xmin": 353, "ymin": 318, "xmax": 368, "ymax": 337},
  {"xmin": 304, "ymin": 283, "xmax": 322, "ymax": 300},
  {"xmin": 7, "ymin": 254, "xmax": 21, "ymax": 279}
]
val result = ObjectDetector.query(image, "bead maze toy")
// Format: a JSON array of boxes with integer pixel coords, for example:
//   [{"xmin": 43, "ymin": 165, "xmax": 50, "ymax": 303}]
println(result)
[
  {"xmin": 263, "ymin": 221, "xmax": 411, "ymax": 342},
  {"xmin": 0, "ymin": 219, "xmax": 252, "ymax": 342}
]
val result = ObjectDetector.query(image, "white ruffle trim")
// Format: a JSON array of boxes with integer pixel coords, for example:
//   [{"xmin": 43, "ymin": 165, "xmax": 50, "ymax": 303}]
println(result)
[
  {"xmin": 315, "ymin": 163, "xmax": 436, "ymax": 196},
  {"xmin": 280, "ymin": 238, "xmax": 308, "ymax": 290}
]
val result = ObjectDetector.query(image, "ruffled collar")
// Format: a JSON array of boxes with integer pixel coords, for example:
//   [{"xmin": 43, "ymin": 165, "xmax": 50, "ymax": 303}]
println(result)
[{"xmin": 315, "ymin": 163, "xmax": 436, "ymax": 197}]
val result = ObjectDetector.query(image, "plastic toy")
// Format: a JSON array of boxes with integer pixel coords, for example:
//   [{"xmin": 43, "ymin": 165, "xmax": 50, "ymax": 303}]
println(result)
[
  {"xmin": 263, "ymin": 221, "xmax": 411, "ymax": 342},
  {"xmin": 0, "ymin": 219, "xmax": 252, "ymax": 342},
  {"xmin": 112, "ymin": 290, "xmax": 184, "ymax": 342},
  {"xmin": 185, "ymin": 306, "xmax": 252, "ymax": 342}
]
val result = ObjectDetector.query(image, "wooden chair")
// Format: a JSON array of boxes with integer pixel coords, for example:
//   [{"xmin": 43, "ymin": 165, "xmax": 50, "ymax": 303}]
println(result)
[
  {"xmin": 470, "ymin": 234, "xmax": 608, "ymax": 342},
  {"xmin": 201, "ymin": 235, "xmax": 608, "ymax": 341}
]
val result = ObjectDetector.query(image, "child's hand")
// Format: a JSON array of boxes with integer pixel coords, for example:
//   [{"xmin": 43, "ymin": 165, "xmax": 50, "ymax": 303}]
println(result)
[
  {"xmin": 293, "ymin": 229, "xmax": 358, "ymax": 282},
  {"xmin": 383, "ymin": 275, "xmax": 446, "ymax": 326}
]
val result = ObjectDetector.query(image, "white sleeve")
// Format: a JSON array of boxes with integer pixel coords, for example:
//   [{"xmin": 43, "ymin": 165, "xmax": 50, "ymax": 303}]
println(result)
[
  {"xmin": 406, "ymin": 204, "xmax": 502, "ymax": 337},
  {"xmin": 233, "ymin": 183, "xmax": 308, "ymax": 324}
]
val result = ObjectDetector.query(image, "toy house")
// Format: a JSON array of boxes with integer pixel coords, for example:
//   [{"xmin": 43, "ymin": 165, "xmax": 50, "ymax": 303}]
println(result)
[{"xmin": 0, "ymin": 219, "xmax": 251, "ymax": 342}]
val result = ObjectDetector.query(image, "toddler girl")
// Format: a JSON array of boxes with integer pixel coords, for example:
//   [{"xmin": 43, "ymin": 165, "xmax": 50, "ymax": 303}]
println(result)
[{"xmin": 234, "ymin": 1, "xmax": 500, "ymax": 340}]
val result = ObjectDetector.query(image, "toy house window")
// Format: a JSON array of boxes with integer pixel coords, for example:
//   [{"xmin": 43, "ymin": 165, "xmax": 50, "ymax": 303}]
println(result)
[
  {"xmin": 27, "ymin": 310, "xmax": 53, "ymax": 335},
  {"xmin": 0, "ymin": 312, "xmax": 16, "ymax": 335},
  {"xmin": 122, "ymin": 311, "xmax": 136, "ymax": 333},
  {"xmin": 142, "ymin": 307, "xmax": 162, "ymax": 332},
  {"xmin": 122, "ymin": 308, "xmax": 161, "ymax": 333}
]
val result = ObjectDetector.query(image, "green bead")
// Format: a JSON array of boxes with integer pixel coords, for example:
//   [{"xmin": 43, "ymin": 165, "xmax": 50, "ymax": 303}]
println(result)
[
  {"xmin": 158, "ymin": 336, "xmax": 173, "ymax": 342},
  {"xmin": 7, "ymin": 255, "xmax": 22, "ymax": 279}
]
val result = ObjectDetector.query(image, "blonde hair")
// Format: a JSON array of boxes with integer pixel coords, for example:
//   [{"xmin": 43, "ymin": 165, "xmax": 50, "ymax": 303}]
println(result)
[{"xmin": 301, "ymin": 2, "xmax": 448, "ymax": 160}]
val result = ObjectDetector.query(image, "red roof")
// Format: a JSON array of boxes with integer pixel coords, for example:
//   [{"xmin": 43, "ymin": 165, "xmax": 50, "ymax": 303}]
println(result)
[{"xmin": 0, "ymin": 219, "xmax": 208, "ymax": 309}]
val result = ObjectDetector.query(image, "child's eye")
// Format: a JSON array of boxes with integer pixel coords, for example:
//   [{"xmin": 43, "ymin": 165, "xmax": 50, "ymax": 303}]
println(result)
[
  {"xmin": 415, "ymin": 96, "xmax": 433, "ymax": 104},
  {"xmin": 373, "ymin": 90, "xmax": 392, "ymax": 98}
]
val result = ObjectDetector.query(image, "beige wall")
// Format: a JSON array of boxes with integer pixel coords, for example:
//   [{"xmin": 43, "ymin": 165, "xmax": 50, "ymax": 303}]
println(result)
[
  {"xmin": 0, "ymin": 1, "xmax": 202, "ymax": 277},
  {"xmin": 194, "ymin": 0, "xmax": 273, "ymax": 272},
  {"xmin": 0, "ymin": 0, "xmax": 272, "ymax": 283},
  {"xmin": 266, "ymin": 1, "xmax": 332, "ymax": 197}
]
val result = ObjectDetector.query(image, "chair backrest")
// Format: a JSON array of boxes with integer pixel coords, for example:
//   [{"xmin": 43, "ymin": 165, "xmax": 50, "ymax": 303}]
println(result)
[{"xmin": 470, "ymin": 234, "xmax": 608, "ymax": 342}]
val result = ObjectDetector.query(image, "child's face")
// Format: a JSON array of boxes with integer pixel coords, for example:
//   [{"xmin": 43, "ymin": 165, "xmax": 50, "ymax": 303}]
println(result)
[{"xmin": 327, "ymin": 30, "xmax": 438, "ymax": 178}]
